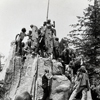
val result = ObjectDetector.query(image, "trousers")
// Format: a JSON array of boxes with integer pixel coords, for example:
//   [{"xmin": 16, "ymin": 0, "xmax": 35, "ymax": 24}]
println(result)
[{"xmin": 42, "ymin": 87, "xmax": 49, "ymax": 100}]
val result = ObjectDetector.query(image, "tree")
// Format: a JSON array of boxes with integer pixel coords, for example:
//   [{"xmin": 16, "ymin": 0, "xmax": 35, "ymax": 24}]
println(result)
[
  {"xmin": 70, "ymin": 0, "xmax": 100, "ymax": 65},
  {"xmin": 69, "ymin": 1, "xmax": 100, "ymax": 94}
]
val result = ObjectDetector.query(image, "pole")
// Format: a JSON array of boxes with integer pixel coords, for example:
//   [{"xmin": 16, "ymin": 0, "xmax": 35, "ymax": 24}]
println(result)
[{"xmin": 46, "ymin": 0, "xmax": 50, "ymax": 21}]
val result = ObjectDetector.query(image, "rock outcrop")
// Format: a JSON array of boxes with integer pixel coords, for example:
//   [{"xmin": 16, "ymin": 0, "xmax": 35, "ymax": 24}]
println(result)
[
  {"xmin": 4, "ymin": 54, "xmax": 38, "ymax": 100},
  {"xmin": 50, "ymin": 75, "xmax": 71, "ymax": 100},
  {"xmin": 3, "ymin": 43, "xmax": 92, "ymax": 100}
]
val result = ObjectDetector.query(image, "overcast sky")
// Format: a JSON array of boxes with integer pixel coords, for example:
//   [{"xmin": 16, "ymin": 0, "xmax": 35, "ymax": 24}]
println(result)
[{"xmin": 0, "ymin": 0, "xmax": 93, "ymax": 59}]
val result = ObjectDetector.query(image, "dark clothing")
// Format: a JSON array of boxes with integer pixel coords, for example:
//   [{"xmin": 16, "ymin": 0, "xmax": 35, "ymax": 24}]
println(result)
[
  {"xmin": 42, "ymin": 74, "xmax": 49, "ymax": 100},
  {"xmin": 53, "ymin": 47, "xmax": 59, "ymax": 59},
  {"xmin": 15, "ymin": 32, "xmax": 26, "ymax": 56},
  {"xmin": 42, "ymin": 87, "xmax": 49, "ymax": 100},
  {"xmin": 16, "ymin": 38, "xmax": 23, "ymax": 56},
  {"xmin": 61, "ymin": 49, "xmax": 70, "ymax": 64},
  {"xmin": 73, "ymin": 60, "xmax": 81, "ymax": 75},
  {"xmin": 42, "ymin": 75, "xmax": 48, "ymax": 89},
  {"xmin": 91, "ymin": 89, "xmax": 100, "ymax": 100},
  {"xmin": 61, "ymin": 61, "xmax": 65, "ymax": 74}
]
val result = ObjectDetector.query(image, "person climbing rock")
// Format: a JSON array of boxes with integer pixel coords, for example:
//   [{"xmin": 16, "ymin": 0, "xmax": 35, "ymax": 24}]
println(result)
[
  {"xmin": 42, "ymin": 69, "xmax": 51, "ymax": 100},
  {"xmin": 15, "ymin": 28, "xmax": 27, "ymax": 56},
  {"xmin": 69, "ymin": 66, "xmax": 89, "ymax": 100}
]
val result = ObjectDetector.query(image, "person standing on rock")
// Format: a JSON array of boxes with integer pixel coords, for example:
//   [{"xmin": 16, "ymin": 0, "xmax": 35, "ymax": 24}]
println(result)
[
  {"xmin": 30, "ymin": 25, "xmax": 39, "ymax": 53},
  {"xmin": 15, "ymin": 28, "xmax": 27, "ymax": 56},
  {"xmin": 42, "ymin": 69, "xmax": 51, "ymax": 100}
]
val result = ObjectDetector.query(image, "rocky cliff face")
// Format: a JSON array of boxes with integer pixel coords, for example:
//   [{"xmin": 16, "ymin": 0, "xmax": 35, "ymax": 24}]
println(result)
[
  {"xmin": 3, "ymin": 43, "xmax": 93, "ymax": 100},
  {"xmin": 3, "ymin": 44, "xmax": 71, "ymax": 100},
  {"xmin": 4, "ymin": 54, "xmax": 38, "ymax": 100}
]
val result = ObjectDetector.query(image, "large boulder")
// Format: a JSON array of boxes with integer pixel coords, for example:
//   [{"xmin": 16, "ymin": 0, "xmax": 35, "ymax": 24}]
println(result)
[
  {"xmin": 36, "ymin": 58, "xmax": 65, "ymax": 100},
  {"xmin": 50, "ymin": 75, "xmax": 71, "ymax": 100},
  {"xmin": 3, "ymin": 42, "xmax": 72, "ymax": 100}
]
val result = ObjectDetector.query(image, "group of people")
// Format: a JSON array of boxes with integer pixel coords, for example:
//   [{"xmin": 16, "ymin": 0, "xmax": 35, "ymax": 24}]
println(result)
[
  {"xmin": 60, "ymin": 53, "xmax": 90, "ymax": 100},
  {"xmin": 14, "ymin": 19, "xmax": 90, "ymax": 100},
  {"xmin": 15, "ymin": 19, "xmax": 76, "ymax": 63},
  {"xmin": 42, "ymin": 62, "xmax": 90, "ymax": 100},
  {"xmin": 41, "ymin": 50, "xmax": 90, "ymax": 100},
  {"xmin": 15, "ymin": 19, "xmax": 58, "ymax": 59}
]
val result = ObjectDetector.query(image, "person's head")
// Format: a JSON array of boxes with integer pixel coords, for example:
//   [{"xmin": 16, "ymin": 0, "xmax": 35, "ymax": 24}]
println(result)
[
  {"xmin": 57, "ymin": 58, "xmax": 62, "ymax": 62},
  {"xmin": 78, "ymin": 66, "xmax": 86, "ymax": 73},
  {"xmin": 69, "ymin": 61, "xmax": 74, "ymax": 69},
  {"xmin": 30, "ymin": 25, "xmax": 34, "ymax": 28},
  {"xmin": 28, "ymin": 30, "xmax": 32, "ymax": 37},
  {"xmin": 47, "ymin": 19, "xmax": 51, "ymax": 24},
  {"xmin": 55, "ymin": 37, "xmax": 59, "ymax": 41},
  {"xmin": 43, "ymin": 22, "xmax": 47, "ymax": 26},
  {"xmin": 46, "ymin": 19, "xmax": 51, "ymax": 28},
  {"xmin": 29, "ymin": 30, "xmax": 32, "ymax": 34},
  {"xmin": 44, "ymin": 69, "xmax": 49, "ymax": 74},
  {"xmin": 21, "ymin": 28, "xmax": 26, "ymax": 33},
  {"xmin": 63, "ymin": 43, "xmax": 68, "ymax": 49}
]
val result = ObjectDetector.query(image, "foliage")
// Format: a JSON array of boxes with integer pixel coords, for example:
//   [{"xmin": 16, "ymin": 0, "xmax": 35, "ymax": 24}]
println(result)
[{"xmin": 70, "ymin": 0, "xmax": 100, "ymax": 65}]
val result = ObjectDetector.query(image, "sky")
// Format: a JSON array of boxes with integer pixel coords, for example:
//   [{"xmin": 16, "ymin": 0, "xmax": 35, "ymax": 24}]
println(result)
[{"xmin": 0, "ymin": 0, "xmax": 93, "ymax": 60}]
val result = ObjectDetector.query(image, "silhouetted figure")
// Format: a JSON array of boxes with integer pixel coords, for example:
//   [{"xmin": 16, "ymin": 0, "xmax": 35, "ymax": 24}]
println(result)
[
  {"xmin": 91, "ymin": 85, "xmax": 100, "ymax": 100},
  {"xmin": 60, "ymin": 44, "xmax": 70, "ymax": 64},
  {"xmin": 38, "ymin": 22, "xmax": 47, "ymax": 57},
  {"xmin": 53, "ymin": 37, "xmax": 59, "ymax": 59},
  {"xmin": 15, "ymin": 28, "xmax": 26, "ymax": 56},
  {"xmin": 42, "ymin": 69, "xmax": 51, "ymax": 100}
]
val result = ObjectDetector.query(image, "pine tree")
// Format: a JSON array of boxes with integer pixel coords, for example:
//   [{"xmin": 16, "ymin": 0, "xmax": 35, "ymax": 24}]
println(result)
[{"xmin": 70, "ymin": 0, "xmax": 100, "ymax": 65}]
